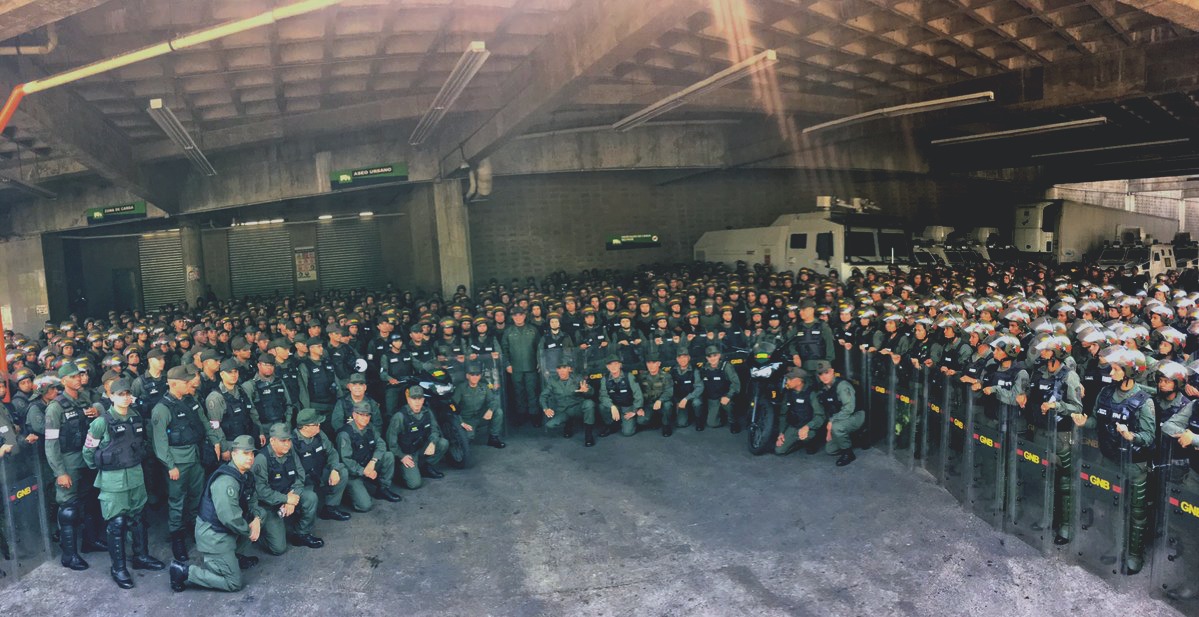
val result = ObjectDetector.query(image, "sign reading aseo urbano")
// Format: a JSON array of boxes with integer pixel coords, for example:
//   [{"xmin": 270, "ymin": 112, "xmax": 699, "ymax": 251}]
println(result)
[
  {"xmin": 85, "ymin": 201, "xmax": 147, "ymax": 225},
  {"xmin": 330, "ymin": 163, "xmax": 408, "ymax": 190},
  {"xmin": 606, "ymin": 234, "xmax": 661, "ymax": 251}
]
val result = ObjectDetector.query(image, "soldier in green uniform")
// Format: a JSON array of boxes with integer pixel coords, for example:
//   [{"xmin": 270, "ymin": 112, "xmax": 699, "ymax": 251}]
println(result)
[
  {"xmin": 698, "ymin": 346, "xmax": 740, "ymax": 431},
  {"xmin": 637, "ymin": 354, "xmax": 674, "ymax": 436},
  {"xmin": 775, "ymin": 368, "xmax": 826, "ymax": 455},
  {"xmin": 81, "ymin": 377, "xmax": 166, "ymax": 588},
  {"xmin": 152, "ymin": 365, "xmax": 225, "ymax": 563},
  {"xmin": 453, "ymin": 361, "xmax": 506, "ymax": 449},
  {"xmin": 788, "ymin": 299, "xmax": 835, "ymax": 372},
  {"xmin": 206, "ymin": 359, "xmax": 263, "ymax": 447},
  {"xmin": 541, "ymin": 358, "xmax": 598, "ymax": 446},
  {"xmin": 599, "ymin": 356, "xmax": 644, "ymax": 437},
  {"xmin": 336, "ymin": 402, "xmax": 402, "ymax": 511},
  {"xmin": 251, "ymin": 423, "xmax": 323, "ymax": 555},
  {"xmin": 45, "ymin": 362, "xmax": 106, "ymax": 570},
  {"xmin": 501, "ymin": 307, "xmax": 542, "ymax": 427},
  {"xmin": 242, "ymin": 353, "xmax": 295, "ymax": 431},
  {"xmin": 815, "ymin": 360, "xmax": 864, "ymax": 466},
  {"xmin": 292, "ymin": 408, "xmax": 351, "ymax": 522},
  {"xmin": 387, "ymin": 386, "xmax": 449, "ymax": 489},
  {"xmin": 169, "ymin": 435, "xmax": 263, "ymax": 593},
  {"xmin": 330, "ymin": 373, "xmax": 381, "ymax": 432}
]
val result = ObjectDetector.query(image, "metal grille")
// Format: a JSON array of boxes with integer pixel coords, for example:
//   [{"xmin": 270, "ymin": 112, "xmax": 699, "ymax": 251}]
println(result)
[
  {"xmin": 316, "ymin": 219, "xmax": 384, "ymax": 292},
  {"xmin": 228, "ymin": 224, "xmax": 294, "ymax": 299},
  {"xmin": 137, "ymin": 231, "xmax": 185, "ymax": 310}
]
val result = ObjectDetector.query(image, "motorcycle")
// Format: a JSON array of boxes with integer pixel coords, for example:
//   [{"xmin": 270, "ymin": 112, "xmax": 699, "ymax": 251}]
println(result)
[
  {"xmin": 746, "ymin": 341, "xmax": 785, "ymax": 455},
  {"xmin": 402, "ymin": 367, "xmax": 471, "ymax": 469}
]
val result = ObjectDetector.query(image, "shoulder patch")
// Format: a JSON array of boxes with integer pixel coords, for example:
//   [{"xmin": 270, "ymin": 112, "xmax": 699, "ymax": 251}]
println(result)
[{"xmin": 227, "ymin": 486, "xmax": 237, "ymax": 498}]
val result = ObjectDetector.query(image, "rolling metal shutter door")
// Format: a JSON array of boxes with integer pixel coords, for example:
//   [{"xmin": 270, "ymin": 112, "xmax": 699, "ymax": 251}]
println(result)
[
  {"xmin": 316, "ymin": 219, "xmax": 383, "ymax": 291},
  {"xmin": 229, "ymin": 225, "xmax": 294, "ymax": 298},
  {"xmin": 138, "ymin": 231, "xmax": 185, "ymax": 310}
]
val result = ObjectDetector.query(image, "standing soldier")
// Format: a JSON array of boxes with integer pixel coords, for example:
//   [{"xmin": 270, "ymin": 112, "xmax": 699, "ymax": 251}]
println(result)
[
  {"xmin": 206, "ymin": 359, "xmax": 263, "ymax": 446},
  {"xmin": 297, "ymin": 338, "xmax": 339, "ymax": 429},
  {"xmin": 169, "ymin": 435, "xmax": 263, "ymax": 593},
  {"xmin": 502, "ymin": 307, "xmax": 541, "ymax": 427},
  {"xmin": 292, "ymin": 408, "xmax": 351, "ymax": 522},
  {"xmin": 453, "ymin": 361, "xmax": 506, "ymax": 449},
  {"xmin": 269, "ymin": 339, "xmax": 302, "ymax": 406},
  {"xmin": 250, "ymin": 423, "xmax": 323, "ymax": 555},
  {"xmin": 815, "ymin": 360, "xmax": 864, "ymax": 466},
  {"xmin": 152, "ymin": 366, "xmax": 224, "ymax": 563},
  {"xmin": 387, "ymin": 387, "xmax": 449, "ymax": 489},
  {"xmin": 81, "ymin": 378, "xmax": 166, "ymax": 588},
  {"xmin": 599, "ymin": 356, "xmax": 644, "ymax": 437},
  {"xmin": 380, "ymin": 336, "xmax": 414, "ymax": 421},
  {"xmin": 698, "ymin": 346, "xmax": 740, "ymax": 431},
  {"xmin": 541, "ymin": 358, "xmax": 598, "ymax": 446},
  {"xmin": 637, "ymin": 354, "xmax": 674, "ymax": 436},
  {"xmin": 337, "ymin": 402, "xmax": 403, "ymax": 511},
  {"xmin": 243, "ymin": 353, "xmax": 294, "ymax": 430},
  {"xmin": 44, "ymin": 362, "xmax": 106, "ymax": 570},
  {"xmin": 788, "ymin": 299, "xmax": 835, "ymax": 371}
]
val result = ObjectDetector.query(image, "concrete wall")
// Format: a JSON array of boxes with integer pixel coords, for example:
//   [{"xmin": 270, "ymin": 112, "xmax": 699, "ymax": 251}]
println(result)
[
  {"xmin": 74, "ymin": 235, "xmax": 140, "ymax": 317},
  {"xmin": 467, "ymin": 169, "xmax": 1030, "ymax": 283},
  {"xmin": 0, "ymin": 235, "xmax": 51, "ymax": 336}
]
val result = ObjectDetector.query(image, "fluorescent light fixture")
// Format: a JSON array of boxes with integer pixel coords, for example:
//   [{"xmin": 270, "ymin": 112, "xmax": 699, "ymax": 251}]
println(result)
[
  {"xmin": 931, "ymin": 117, "xmax": 1108, "ymax": 146},
  {"xmin": 318, "ymin": 214, "xmax": 333, "ymax": 220},
  {"xmin": 0, "ymin": 175, "xmax": 57, "ymax": 199},
  {"xmin": 613, "ymin": 50, "xmax": 778, "ymax": 132},
  {"xmin": 1031, "ymin": 138, "xmax": 1190, "ymax": 159},
  {"xmin": 147, "ymin": 98, "xmax": 217, "ymax": 177},
  {"xmin": 409, "ymin": 41, "xmax": 490, "ymax": 146},
  {"xmin": 359, "ymin": 211, "xmax": 374, "ymax": 217},
  {"xmin": 803, "ymin": 91, "xmax": 995, "ymax": 135}
]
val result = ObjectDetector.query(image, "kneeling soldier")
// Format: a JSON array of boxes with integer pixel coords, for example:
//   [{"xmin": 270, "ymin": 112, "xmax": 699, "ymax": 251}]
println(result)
[
  {"xmin": 387, "ymin": 386, "xmax": 449, "ymax": 489},
  {"xmin": 292, "ymin": 408, "xmax": 351, "ymax": 521},
  {"xmin": 337, "ymin": 402, "xmax": 402, "ymax": 511},
  {"xmin": 775, "ymin": 368, "xmax": 826, "ymax": 455},
  {"xmin": 252, "ymin": 423, "xmax": 323, "ymax": 555}
]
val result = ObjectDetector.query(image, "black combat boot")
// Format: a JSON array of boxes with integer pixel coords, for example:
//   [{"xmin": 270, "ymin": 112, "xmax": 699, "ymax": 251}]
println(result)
[
  {"xmin": 835, "ymin": 449, "xmax": 856, "ymax": 466},
  {"xmin": 236, "ymin": 554, "xmax": 259, "ymax": 570},
  {"xmin": 318, "ymin": 507, "xmax": 351, "ymax": 521},
  {"xmin": 58, "ymin": 506, "xmax": 89, "ymax": 571},
  {"xmin": 584, "ymin": 425, "xmax": 596, "ymax": 447},
  {"xmin": 106, "ymin": 516, "xmax": 134, "ymax": 589},
  {"xmin": 170, "ymin": 529, "xmax": 189, "ymax": 562},
  {"xmin": 487, "ymin": 435, "xmax": 506, "ymax": 449},
  {"xmin": 662, "ymin": 420, "xmax": 673, "ymax": 437},
  {"xmin": 169, "ymin": 560, "xmax": 189, "ymax": 592},
  {"xmin": 563, "ymin": 419, "xmax": 574, "ymax": 439},
  {"xmin": 420, "ymin": 461, "xmax": 444, "ymax": 479},
  {"xmin": 128, "ymin": 515, "xmax": 165, "ymax": 571}
]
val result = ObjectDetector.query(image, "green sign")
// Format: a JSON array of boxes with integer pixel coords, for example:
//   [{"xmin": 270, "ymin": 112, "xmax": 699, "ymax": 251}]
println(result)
[
  {"xmin": 85, "ymin": 201, "xmax": 147, "ymax": 225},
  {"xmin": 330, "ymin": 162, "xmax": 408, "ymax": 190},
  {"xmin": 606, "ymin": 233, "xmax": 661, "ymax": 251}
]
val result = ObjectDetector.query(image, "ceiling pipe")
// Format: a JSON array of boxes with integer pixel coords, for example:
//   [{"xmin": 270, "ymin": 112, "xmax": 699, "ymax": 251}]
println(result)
[
  {"xmin": 0, "ymin": 0, "xmax": 343, "ymax": 135},
  {"xmin": 0, "ymin": 24, "xmax": 58, "ymax": 56}
]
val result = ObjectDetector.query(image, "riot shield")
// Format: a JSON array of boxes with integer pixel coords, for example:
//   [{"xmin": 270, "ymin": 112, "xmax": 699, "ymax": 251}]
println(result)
[
  {"xmin": 891, "ymin": 365, "xmax": 923, "ymax": 471},
  {"xmin": 1152, "ymin": 467, "xmax": 1199, "ymax": 613},
  {"xmin": 968, "ymin": 398, "xmax": 1008, "ymax": 530},
  {"xmin": 1006, "ymin": 415, "xmax": 1057, "ymax": 555},
  {"xmin": 581, "ymin": 345, "xmax": 608, "ymax": 394},
  {"xmin": 539, "ymin": 347, "xmax": 565, "ymax": 389},
  {"xmin": 942, "ymin": 380, "xmax": 973, "ymax": 505},
  {"xmin": 864, "ymin": 352, "xmax": 894, "ymax": 449},
  {"xmin": 1071, "ymin": 426, "xmax": 1134, "ymax": 579},
  {"xmin": 839, "ymin": 342, "xmax": 856, "ymax": 387},
  {"xmin": 920, "ymin": 369, "xmax": 946, "ymax": 479},
  {"xmin": 883, "ymin": 361, "xmax": 899, "ymax": 457},
  {"xmin": 0, "ymin": 443, "xmax": 51, "ymax": 587}
]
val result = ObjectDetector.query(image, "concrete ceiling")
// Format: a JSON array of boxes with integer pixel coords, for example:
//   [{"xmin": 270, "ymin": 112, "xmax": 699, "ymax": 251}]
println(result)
[{"xmin": 0, "ymin": 0, "xmax": 1197, "ymax": 200}]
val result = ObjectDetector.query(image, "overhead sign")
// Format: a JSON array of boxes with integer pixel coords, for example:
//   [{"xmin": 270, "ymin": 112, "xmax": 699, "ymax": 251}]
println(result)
[
  {"xmin": 606, "ymin": 233, "xmax": 661, "ymax": 251},
  {"xmin": 85, "ymin": 201, "xmax": 147, "ymax": 225},
  {"xmin": 330, "ymin": 163, "xmax": 408, "ymax": 190}
]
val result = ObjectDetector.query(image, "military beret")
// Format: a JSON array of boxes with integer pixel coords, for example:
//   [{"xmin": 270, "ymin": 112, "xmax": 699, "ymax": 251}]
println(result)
[
  {"xmin": 295, "ymin": 408, "xmax": 322, "ymax": 426},
  {"xmin": 228, "ymin": 435, "xmax": 256, "ymax": 452},
  {"xmin": 268, "ymin": 423, "xmax": 291, "ymax": 441},
  {"xmin": 219, "ymin": 359, "xmax": 240, "ymax": 373},
  {"xmin": 348, "ymin": 373, "xmax": 367, "ymax": 385}
]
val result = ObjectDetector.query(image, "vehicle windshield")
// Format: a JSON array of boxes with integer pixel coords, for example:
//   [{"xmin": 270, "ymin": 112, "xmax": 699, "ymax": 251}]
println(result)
[
  {"xmin": 1097, "ymin": 247, "xmax": 1126, "ymax": 263},
  {"xmin": 1176, "ymin": 245, "xmax": 1199, "ymax": 261},
  {"xmin": 877, "ymin": 232, "xmax": 912, "ymax": 264},
  {"xmin": 1125, "ymin": 246, "xmax": 1148, "ymax": 263},
  {"xmin": 845, "ymin": 230, "xmax": 878, "ymax": 262}
]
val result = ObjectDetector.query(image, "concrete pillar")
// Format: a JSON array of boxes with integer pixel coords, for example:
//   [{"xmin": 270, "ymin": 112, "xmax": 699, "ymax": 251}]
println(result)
[
  {"xmin": 403, "ymin": 185, "xmax": 441, "ymax": 295},
  {"xmin": 179, "ymin": 221, "xmax": 206, "ymax": 306},
  {"xmin": 432, "ymin": 179, "xmax": 472, "ymax": 298}
]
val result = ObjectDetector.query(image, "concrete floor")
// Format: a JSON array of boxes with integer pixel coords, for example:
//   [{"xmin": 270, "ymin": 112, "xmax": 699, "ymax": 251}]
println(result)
[{"xmin": 0, "ymin": 424, "xmax": 1185, "ymax": 617}]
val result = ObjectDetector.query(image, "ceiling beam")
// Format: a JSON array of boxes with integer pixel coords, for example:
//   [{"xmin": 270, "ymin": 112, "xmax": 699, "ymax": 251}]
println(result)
[
  {"xmin": 0, "ymin": 0, "xmax": 112, "ymax": 42},
  {"xmin": 0, "ymin": 61, "xmax": 179, "ymax": 210},
  {"xmin": 434, "ymin": 0, "xmax": 706, "ymax": 175},
  {"xmin": 1117, "ymin": 0, "xmax": 1199, "ymax": 31}
]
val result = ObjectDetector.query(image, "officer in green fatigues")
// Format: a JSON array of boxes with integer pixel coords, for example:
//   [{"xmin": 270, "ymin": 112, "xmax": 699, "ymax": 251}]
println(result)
[
  {"xmin": 82, "ymin": 377, "xmax": 166, "ymax": 588},
  {"xmin": 637, "ymin": 354, "xmax": 674, "ymax": 436},
  {"xmin": 698, "ymin": 345, "xmax": 740, "ymax": 431},
  {"xmin": 501, "ymin": 307, "xmax": 542, "ymax": 426},
  {"xmin": 45, "ymin": 363, "xmax": 106, "ymax": 570},
  {"xmin": 330, "ymin": 373, "xmax": 381, "ymax": 432},
  {"xmin": 169, "ymin": 436, "xmax": 264, "ymax": 593},
  {"xmin": 387, "ymin": 386, "xmax": 449, "ymax": 489},
  {"xmin": 540, "ymin": 359, "xmax": 598, "ymax": 446},
  {"xmin": 815, "ymin": 360, "xmax": 864, "ymax": 466},
  {"xmin": 206, "ymin": 358, "xmax": 263, "ymax": 447},
  {"xmin": 292, "ymin": 408, "xmax": 351, "ymax": 522},
  {"xmin": 337, "ymin": 402, "xmax": 402, "ymax": 511},
  {"xmin": 453, "ymin": 360, "xmax": 506, "ymax": 449},
  {"xmin": 151, "ymin": 365, "xmax": 225, "ymax": 563},
  {"xmin": 775, "ymin": 368, "xmax": 827, "ymax": 455},
  {"xmin": 251, "ymin": 423, "xmax": 323, "ymax": 555},
  {"xmin": 599, "ymin": 357, "xmax": 644, "ymax": 437},
  {"xmin": 787, "ymin": 299, "xmax": 835, "ymax": 372}
]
